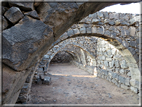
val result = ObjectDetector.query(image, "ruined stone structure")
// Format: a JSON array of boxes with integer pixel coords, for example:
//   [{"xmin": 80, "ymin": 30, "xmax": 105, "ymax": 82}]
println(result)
[{"xmin": 1, "ymin": 1, "xmax": 141, "ymax": 105}]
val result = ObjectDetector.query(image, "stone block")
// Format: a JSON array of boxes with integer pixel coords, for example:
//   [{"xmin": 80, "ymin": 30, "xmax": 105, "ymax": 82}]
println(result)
[
  {"xmin": 120, "ymin": 60, "xmax": 128, "ymax": 69},
  {"xmin": 125, "ymin": 78, "xmax": 130, "ymax": 86},
  {"xmin": 44, "ymin": 55, "xmax": 50, "ymax": 59},
  {"xmin": 127, "ymin": 72, "xmax": 131, "ymax": 77},
  {"xmin": 2, "ymin": 16, "xmax": 52, "ymax": 70},
  {"xmin": 67, "ymin": 29, "xmax": 74, "ymax": 37},
  {"xmin": 2, "ymin": 6, "xmax": 8, "ymax": 15},
  {"xmin": 42, "ymin": 76, "xmax": 51, "ymax": 85},
  {"xmin": 109, "ymin": 20, "xmax": 115, "ymax": 25},
  {"xmin": 24, "ymin": 10, "xmax": 40, "ymax": 19},
  {"xmin": 104, "ymin": 30, "xmax": 111, "ymax": 37},
  {"xmin": 129, "ymin": 41, "xmax": 136, "ymax": 48},
  {"xmin": 37, "ymin": 68, "xmax": 43, "ymax": 72},
  {"xmin": 9, "ymin": 2, "xmax": 34, "ymax": 11},
  {"xmin": 119, "ymin": 69, "xmax": 125, "ymax": 74},
  {"xmin": 80, "ymin": 27, "xmax": 86, "ymax": 34},
  {"xmin": 130, "ymin": 79, "xmax": 139, "ymax": 88},
  {"xmin": 106, "ymin": 58, "xmax": 111, "ymax": 61},
  {"xmin": 103, "ymin": 12, "xmax": 109, "ymax": 19},
  {"xmin": 17, "ymin": 95, "xmax": 28, "ymax": 104},
  {"xmin": 4, "ymin": 7, "xmax": 24, "ymax": 24},
  {"xmin": 36, "ymin": 78, "xmax": 42, "ymax": 85},
  {"xmin": 104, "ymin": 19, "xmax": 109, "ymax": 24},
  {"xmin": 130, "ymin": 86, "xmax": 138, "ymax": 93},
  {"xmin": 73, "ymin": 28, "xmax": 80, "ymax": 35},
  {"xmin": 103, "ymin": 70, "xmax": 108, "ymax": 76},
  {"xmin": 115, "ymin": 20, "xmax": 121, "ymax": 25},
  {"xmin": 92, "ymin": 19, "xmax": 101, "ymax": 24},
  {"xmin": 97, "ymin": 12, "xmax": 103, "ymax": 18},
  {"xmin": 112, "ymin": 73, "xmax": 119, "ymax": 81},
  {"xmin": 87, "ymin": 27, "xmax": 92, "ymax": 33},
  {"xmin": 112, "ymin": 78, "xmax": 118, "ymax": 85},
  {"xmin": 2, "ymin": 16, "xmax": 9, "ymax": 30},
  {"xmin": 20, "ymin": 83, "xmax": 30, "ymax": 94},
  {"xmin": 118, "ymin": 75, "xmax": 125, "ymax": 84},
  {"xmin": 115, "ymin": 60, "xmax": 120, "ymax": 68},
  {"xmin": 121, "ymin": 84, "xmax": 130, "ymax": 90},
  {"xmin": 122, "ymin": 40, "xmax": 129, "ymax": 48},
  {"xmin": 104, "ymin": 61, "xmax": 108, "ymax": 67},
  {"xmin": 60, "ymin": 32, "xmax": 68, "ymax": 40},
  {"xmin": 129, "ymin": 26, "xmax": 136, "ymax": 36},
  {"xmin": 115, "ymin": 68, "xmax": 119, "ymax": 73},
  {"xmin": 108, "ymin": 71, "xmax": 113, "ymax": 78}
]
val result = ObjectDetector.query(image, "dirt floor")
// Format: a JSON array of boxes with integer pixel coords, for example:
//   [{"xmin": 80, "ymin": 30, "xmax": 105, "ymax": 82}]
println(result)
[{"xmin": 27, "ymin": 63, "xmax": 140, "ymax": 105}]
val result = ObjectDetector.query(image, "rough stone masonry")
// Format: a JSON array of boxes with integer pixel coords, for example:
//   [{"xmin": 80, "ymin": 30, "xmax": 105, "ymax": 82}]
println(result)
[{"xmin": 1, "ymin": 1, "xmax": 141, "ymax": 104}]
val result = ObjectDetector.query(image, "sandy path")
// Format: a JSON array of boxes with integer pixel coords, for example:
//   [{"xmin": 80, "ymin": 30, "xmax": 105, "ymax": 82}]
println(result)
[{"xmin": 27, "ymin": 63, "xmax": 139, "ymax": 105}]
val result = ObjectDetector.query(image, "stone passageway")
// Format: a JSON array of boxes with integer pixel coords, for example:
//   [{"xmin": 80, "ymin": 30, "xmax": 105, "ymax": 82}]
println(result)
[{"xmin": 27, "ymin": 63, "xmax": 139, "ymax": 104}]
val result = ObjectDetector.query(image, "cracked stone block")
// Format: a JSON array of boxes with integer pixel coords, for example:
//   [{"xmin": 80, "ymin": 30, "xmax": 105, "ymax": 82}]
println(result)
[
  {"xmin": 2, "ymin": 16, "xmax": 9, "ymax": 30},
  {"xmin": 24, "ymin": 10, "xmax": 40, "ymax": 19},
  {"xmin": 9, "ymin": 2, "xmax": 34, "ymax": 11},
  {"xmin": 4, "ymin": 7, "xmax": 24, "ymax": 24},
  {"xmin": 42, "ymin": 76, "xmax": 51, "ymax": 85},
  {"xmin": 2, "ymin": 16, "xmax": 52, "ymax": 70}
]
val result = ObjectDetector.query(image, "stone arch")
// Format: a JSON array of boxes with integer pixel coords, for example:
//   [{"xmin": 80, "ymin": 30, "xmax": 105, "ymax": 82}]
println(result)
[
  {"xmin": 50, "ymin": 11, "xmax": 140, "ymax": 82},
  {"xmin": 2, "ymin": 2, "xmax": 123, "ymax": 71},
  {"xmin": 2, "ymin": 2, "xmax": 140, "ymax": 104},
  {"xmin": 43, "ymin": 43, "xmax": 97, "ymax": 70}
]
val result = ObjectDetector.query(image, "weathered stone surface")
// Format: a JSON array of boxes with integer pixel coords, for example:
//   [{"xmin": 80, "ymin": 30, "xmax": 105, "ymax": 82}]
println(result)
[
  {"xmin": 2, "ymin": 16, "xmax": 52, "ymax": 70},
  {"xmin": 4, "ymin": 7, "xmax": 24, "ymax": 24},
  {"xmin": 80, "ymin": 27, "xmax": 86, "ymax": 34},
  {"xmin": 42, "ymin": 76, "xmax": 51, "ymax": 85},
  {"xmin": 67, "ymin": 29, "xmax": 74, "ymax": 37},
  {"xmin": 121, "ymin": 84, "xmax": 130, "ymax": 90},
  {"xmin": 2, "ymin": 64, "xmax": 31, "ymax": 104},
  {"xmin": 9, "ymin": 2, "xmax": 34, "ymax": 11},
  {"xmin": 24, "ymin": 10, "xmax": 40, "ymax": 19},
  {"xmin": 92, "ymin": 19, "xmax": 101, "ymax": 24},
  {"xmin": 119, "ymin": 69, "xmax": 125, "ymax": 74},
  {"xmin": 60, "ymin": 32, "xmax": 68, "ymax": 40},
  {"xmin": 115, "ymin": 60, "xmax": 120, "ymax": 68},
  {"xmin": 104, "ymin": 61, "xmax": 108, "ymax": 67},
  {"xmin": 20, "ymin": 83, "xmax": 30, "ymax": 94},
  {"xmin": 125, "ymin": 78, "xmax": 130, "ymax": 86},
  {"xmin": 118, "ymin": 76, "xmax": 125, "ymax": 84},
  {"xmin": 2, "ymin": 6, "xmax": 8, "ymax": 15},
  {"xmin": 2, "ymin": 16, "xmax": 9, "ymax": 30},
  {"xmin": 115, "ymin": 20, "xmax": 121, "ymax": 25},
  {"xmin": 130, "ymin": 79, "xmax": 139, "ymax": 88},
  {"xmin": 130, "ymin": 86, "xmax": 138, "ymax": 93},
  {"xmin": 73, "ymin": 28, "xmax": 80, "ymax": 35},
  {"xmin": 120, "ymin": 60, "xmax": 128, "ymax": 69}
]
